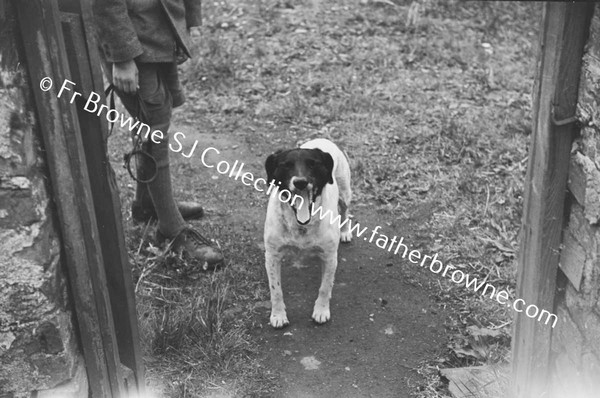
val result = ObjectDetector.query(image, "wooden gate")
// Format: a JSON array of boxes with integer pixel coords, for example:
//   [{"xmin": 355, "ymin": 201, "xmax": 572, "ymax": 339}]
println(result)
[
  {"xmin": 15, "ymin": 0, "xmax": 144, "ymax": 396},
  {"xmin": 512, "ymin": 3, "xmax": 594, "ymax": 397}
]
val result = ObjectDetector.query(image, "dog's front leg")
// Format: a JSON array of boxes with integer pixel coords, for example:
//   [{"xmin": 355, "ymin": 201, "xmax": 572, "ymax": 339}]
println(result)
[
  {"xmin": 312, "ymin": 251, "xmax": 338, "ymax": 324},
  {"xmin": 265, "ymin": 250, "xmax": 289, "ymax": 328}
]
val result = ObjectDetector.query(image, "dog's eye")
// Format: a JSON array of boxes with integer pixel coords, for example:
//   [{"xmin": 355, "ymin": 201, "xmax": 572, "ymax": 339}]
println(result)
[
  {"xmin": 283, "ymin": 161, "xmax": 294, "ymax": 168},
  {"xmin": 306, "ymin": 159, "xmax": 316, "ymax": 169}
]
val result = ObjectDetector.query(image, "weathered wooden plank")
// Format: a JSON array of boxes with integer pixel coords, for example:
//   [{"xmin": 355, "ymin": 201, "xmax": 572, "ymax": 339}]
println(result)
[
  {"xmin": 512, "ymin": 3, "xmax": 594, "ymax": 398},
  {"xmin": 59, "ymin": 2, "xmax": 146, "ymax": 393},
  {"xmin": 558, "ymin": 229, "xmax": 586, "ymax": 291},
  {"xmin": 441, "ymin": 365, "xmax": 509, "ymax": 398},
  {"xmin": 14, "ymin": 0, "xmax": 126, "ymax": 396}
]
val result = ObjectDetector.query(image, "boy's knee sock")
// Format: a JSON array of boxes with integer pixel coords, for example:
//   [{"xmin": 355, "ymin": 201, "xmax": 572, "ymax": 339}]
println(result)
[
  {"xmin": 134, "ymin": 141, "xmax": 153, "ymax": 208},
  {"xmin": 134, "ymin": 183, "xmax": 152, "ymax": 208},
  {"xmin": 146, "ymin": 138, "xmax": 186, "ymax": 238}
]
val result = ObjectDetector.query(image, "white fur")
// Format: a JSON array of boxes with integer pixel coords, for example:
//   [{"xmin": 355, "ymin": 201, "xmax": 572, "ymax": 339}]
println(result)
[{"xmin": 264, "ymin": 138, "xmax": 352, "ymax": 328}]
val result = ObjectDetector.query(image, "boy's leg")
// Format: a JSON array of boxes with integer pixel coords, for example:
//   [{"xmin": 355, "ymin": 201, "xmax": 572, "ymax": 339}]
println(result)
[
  {"xmin": 110, "ymin": 62, "xmax": 224, "ymax": 269},
  {"xmin": 142, "ymin": 123, "xmax": 186, "ymax": 238},
  {"xmin": 130, "ymin": 61, "xmax": 202, "ymax": 223},
  {"xmin": 131, "ymin": 147, "xmax": 204, "ymax": 223},
  {"xmin": 114, "ymin": 63, "xmax": 185, "ymax": 238},
  {"xmin": 131, "ymin": 142, "xmax": 158, "ymax": 221},
  {"xmin": 163, "ymin": 61, "xmax": 186, "ymax": 109},
  {"xmin": 102, "ymin": 61, "xmax": 202, "ymax": 223}
]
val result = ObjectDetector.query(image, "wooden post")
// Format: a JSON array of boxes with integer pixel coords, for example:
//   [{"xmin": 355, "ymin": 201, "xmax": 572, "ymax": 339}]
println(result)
[
  {"xmin": 512, "ymin": 3, "xmax": 593, "ymax": 398},
  {"xmin": 15, "ymin": 0, "xmax": 127, "ymax": 396},
  {"xmin": 58, "ymin": 0, "xmax": 146, "ymax": 393}
]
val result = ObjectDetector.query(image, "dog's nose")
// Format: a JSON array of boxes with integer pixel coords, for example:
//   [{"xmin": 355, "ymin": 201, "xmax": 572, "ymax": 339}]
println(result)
[{"xmin": 293, "ymin": 178, "xmax": 308, "ymax": 190}]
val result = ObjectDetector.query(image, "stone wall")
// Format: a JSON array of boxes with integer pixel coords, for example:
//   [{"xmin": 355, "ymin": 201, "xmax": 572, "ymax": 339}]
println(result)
[
  {"xmin": 550, "ymin": 4, "xmax": 600, "ymax": 397},
  {"xmin": 0, "ymin": 2, "xmax": 86, "ymax": 397}
]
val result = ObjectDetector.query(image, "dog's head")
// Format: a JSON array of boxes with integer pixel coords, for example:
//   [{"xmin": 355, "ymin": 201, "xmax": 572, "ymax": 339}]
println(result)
[{"xmin": 265, "ymin": 148, "xmax": 334, "ymax": 225}]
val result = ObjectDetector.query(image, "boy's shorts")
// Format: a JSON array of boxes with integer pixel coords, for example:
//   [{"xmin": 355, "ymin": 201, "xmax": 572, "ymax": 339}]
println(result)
[{"xmin": 105, "ymin": 61, "xmax": 185, "ymax": 128}]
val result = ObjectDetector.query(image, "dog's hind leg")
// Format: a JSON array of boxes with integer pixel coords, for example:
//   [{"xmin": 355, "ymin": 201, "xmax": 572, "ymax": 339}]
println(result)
[
  {"xmin": 338, "ymin": 198, "xmax": 351, "ymax": 242},
  {"xmin": 265, "ymin": 251, "xmax": 289, "ymax": 328},
  {"xmin": 337, "ymin": 160, "xmax": 352, "ymax": 242},
  {"xmin": 312, "ymin": 251, "xmax": 338, "ymax": 324}
]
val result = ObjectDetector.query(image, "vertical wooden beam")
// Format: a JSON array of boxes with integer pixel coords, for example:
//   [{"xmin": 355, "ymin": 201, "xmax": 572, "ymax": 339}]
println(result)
[
  {"xmin": 14, "ymin": 0, "xmax": 126, "ymax": 396},
  {"xmin": 512, "ymin": 3, "xmax": 593, "ymax": 398},
  {"xmin": 58, "ymin": 0, "xmax": 146, "ymax": 393}
]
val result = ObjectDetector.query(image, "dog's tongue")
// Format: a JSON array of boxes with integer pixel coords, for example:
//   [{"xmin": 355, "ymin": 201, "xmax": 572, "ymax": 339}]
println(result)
[{"xmin": 295, "ymin": 191, "xmax": 311, "ymax": 224}]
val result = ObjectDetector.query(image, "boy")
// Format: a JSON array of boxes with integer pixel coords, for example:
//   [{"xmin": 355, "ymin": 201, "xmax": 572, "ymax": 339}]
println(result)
[{"xmin": 94, "ymin": 0, "xmax": 224, "ymax": 271}]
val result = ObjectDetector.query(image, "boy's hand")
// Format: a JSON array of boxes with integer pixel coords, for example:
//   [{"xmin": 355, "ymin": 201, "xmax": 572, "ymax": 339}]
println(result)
[{"xmin": 112, "ymin": 60, "xmax": 138, "ymax": 94}]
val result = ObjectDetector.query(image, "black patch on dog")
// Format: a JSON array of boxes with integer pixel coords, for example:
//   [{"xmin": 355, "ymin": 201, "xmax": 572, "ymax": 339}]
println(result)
[
  {"xmin": 265, "ymin": 149, "xmax": 289, "ymax": 185},
  {"xmin": 265, "ymin": 148, "xmax": 334, "ymax": 194}
]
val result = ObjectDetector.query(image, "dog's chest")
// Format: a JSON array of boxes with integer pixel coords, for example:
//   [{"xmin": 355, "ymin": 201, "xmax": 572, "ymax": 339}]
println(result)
[
  {"xmin": 266, "ymin": 214, "xmax": 337, "ymax": 249},
  {"xmin": 265, "ymin": 187, "xmax": 340, "ymax": 249},
  {"xmin": 295, "ymin": 225, "xmax": 308, "ymax": 236},
  {"xmin": 276, "ymin": 244, "xmax": 328, "ymax": 268},
  {"xmin": 284, "ymin": 223, "xmax": 330, "ymax": 248}
]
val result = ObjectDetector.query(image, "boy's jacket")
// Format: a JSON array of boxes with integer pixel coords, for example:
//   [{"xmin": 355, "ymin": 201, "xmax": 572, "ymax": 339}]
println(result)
[{"xmin": 94, "ymin": 0, "xmax": 201, "ymax": 63}]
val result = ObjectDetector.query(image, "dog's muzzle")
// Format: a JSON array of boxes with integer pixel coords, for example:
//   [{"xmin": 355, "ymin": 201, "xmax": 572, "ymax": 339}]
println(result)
[{"xmin": 290, "ymin": 178, "xmax": 317, "ymax": 225}]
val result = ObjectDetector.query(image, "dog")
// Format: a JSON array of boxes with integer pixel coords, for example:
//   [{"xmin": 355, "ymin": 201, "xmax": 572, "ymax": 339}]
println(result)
[{"xmin": 263, "ymin": 138, "xmax": 352, "ymax": 328}]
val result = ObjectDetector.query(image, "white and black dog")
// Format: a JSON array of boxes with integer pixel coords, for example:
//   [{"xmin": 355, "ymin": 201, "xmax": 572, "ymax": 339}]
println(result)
[{"xmin": 263, "ymin": 138, "xmax": 351, "ymax": 328}]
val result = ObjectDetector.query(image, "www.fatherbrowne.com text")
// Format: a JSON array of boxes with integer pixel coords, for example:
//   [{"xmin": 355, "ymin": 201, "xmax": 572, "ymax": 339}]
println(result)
[
  {"xmin": 45, "ymin": 77, "xmax": 558, "ymax": 328},
  {"xmin": 198, "ymin": 145, "xmax": 559, "ymax": 329}
]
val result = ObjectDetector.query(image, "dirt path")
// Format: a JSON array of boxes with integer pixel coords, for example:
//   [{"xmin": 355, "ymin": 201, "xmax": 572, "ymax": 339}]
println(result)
[
  {"xmin": 170, "ymin": 124, "xmax": 448, "ymax": 397},
  {"xmin": 251, "ymin": 220, "xmax": 447, "ymax": 398}
]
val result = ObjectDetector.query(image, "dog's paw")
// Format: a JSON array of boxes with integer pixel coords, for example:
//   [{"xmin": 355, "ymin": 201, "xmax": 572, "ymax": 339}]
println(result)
[
  {"xmin": 311, "ymin": 306, "xmax": 331, "ymax": 324},
  {"xmin": 340, "ymin": 230, "xmax": 352, "ymax": 243},
  {"xmin": 270, "ymin": 312, "xmax": 290, "ymax": 329}
]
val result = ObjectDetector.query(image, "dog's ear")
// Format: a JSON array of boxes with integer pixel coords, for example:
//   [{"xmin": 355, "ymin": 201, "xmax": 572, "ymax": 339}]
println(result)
[
  {"xmin": 265, "ymin": 149, "xmax": 285, "ymax": 184},
  {"xmin": 317, "ymin": 149, "xmax": 334, "ymax": 184}
]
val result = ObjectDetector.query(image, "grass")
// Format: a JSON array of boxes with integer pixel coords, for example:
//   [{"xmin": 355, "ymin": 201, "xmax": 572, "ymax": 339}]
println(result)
[
  {"xmin": 122, "ymin": 221, "xmax": 274, "ymax": 397},
  {"xmin": 108, "ymin": 0, "xmax": 543, "ymax": 396}
]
